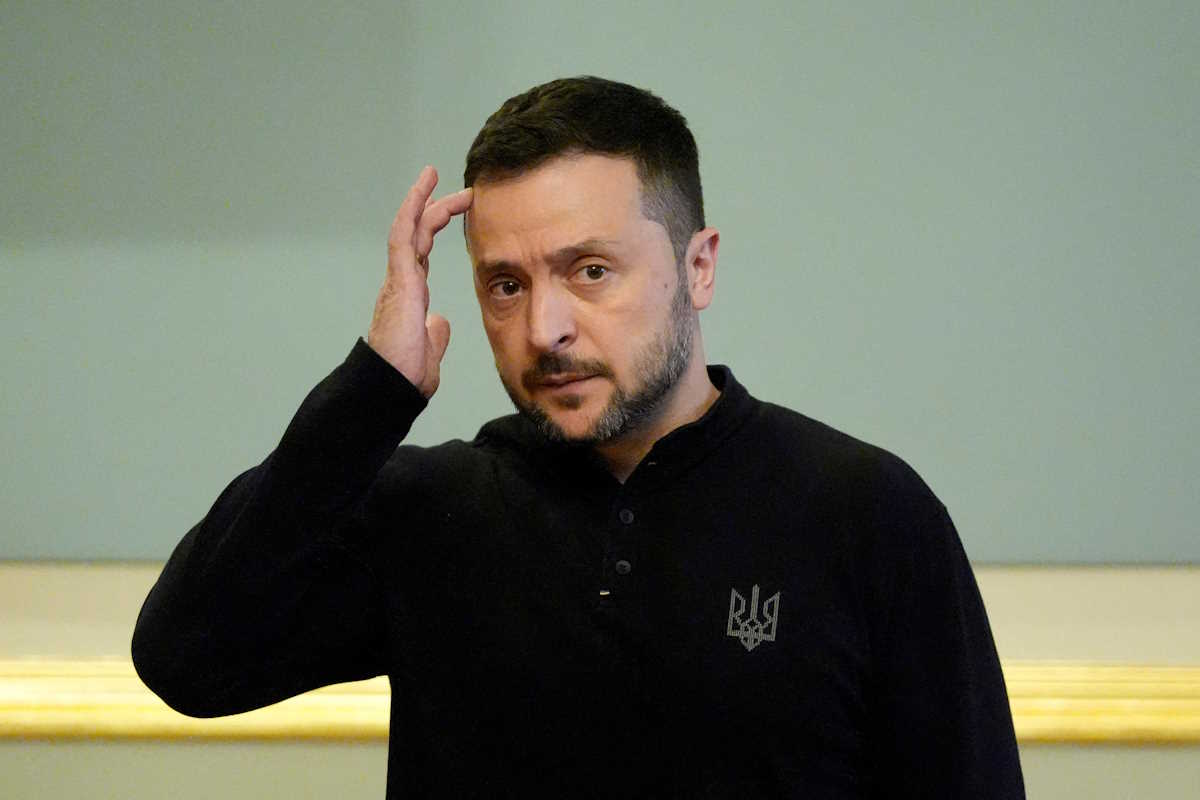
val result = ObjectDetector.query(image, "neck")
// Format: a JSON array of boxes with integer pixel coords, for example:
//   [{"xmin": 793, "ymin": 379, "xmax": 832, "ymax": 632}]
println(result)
[{"xmin": 593, "ymin": 350, "xmax": 720, "ymax": 483}]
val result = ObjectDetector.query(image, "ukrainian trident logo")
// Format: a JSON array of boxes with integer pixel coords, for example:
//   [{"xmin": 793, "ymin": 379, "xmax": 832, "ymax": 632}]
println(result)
[{"xmin": 725, "ymin": 584, "xmax": 781, "ymax": 652}]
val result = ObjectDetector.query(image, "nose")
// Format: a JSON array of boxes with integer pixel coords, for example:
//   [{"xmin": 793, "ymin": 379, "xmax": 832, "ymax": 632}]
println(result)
[{"xmin": 527, "ymin": 283, "xmax": 576, "ymax": 353}]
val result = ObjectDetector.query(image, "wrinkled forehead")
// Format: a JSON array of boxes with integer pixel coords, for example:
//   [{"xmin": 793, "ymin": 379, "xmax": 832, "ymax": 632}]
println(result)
[{"xmin": 464, "ymin": 153, "xmax": 650, "ymax": 264}]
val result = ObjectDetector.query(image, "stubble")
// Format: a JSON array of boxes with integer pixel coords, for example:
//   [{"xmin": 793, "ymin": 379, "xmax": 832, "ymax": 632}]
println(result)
[{"xmin": 501, "ymin": 272, "xmax": 695, "ymax": 445}]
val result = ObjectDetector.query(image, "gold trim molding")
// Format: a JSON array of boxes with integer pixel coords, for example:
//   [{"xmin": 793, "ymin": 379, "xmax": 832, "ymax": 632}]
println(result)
[
  {"xmin": 2, "ymin": 659, "xmax": 1199, "ymax": 743},
  {"xmin": 1004, "ymin": 661, "xmax": 1200, "ymax": 743},
  {"xmin": 0, "ymin": 660, "xmax": 387, "ymax": 740}
]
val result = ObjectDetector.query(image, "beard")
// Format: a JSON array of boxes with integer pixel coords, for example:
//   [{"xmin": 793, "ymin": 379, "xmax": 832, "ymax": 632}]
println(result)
[{"xmin": 500, "ymin": 272, "xmax": 695, "ymax": 445}]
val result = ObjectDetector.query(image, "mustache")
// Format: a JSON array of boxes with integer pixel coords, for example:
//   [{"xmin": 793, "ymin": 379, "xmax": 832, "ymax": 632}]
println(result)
[{"xmin": 521, "ymin": 353, "xmax": 615, "ymax": 390}]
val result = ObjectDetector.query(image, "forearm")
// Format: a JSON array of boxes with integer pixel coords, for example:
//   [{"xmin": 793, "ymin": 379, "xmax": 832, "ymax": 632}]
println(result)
[{"xmin": 132, "ymin": 339, "xmax": 426, "ymax": 716}]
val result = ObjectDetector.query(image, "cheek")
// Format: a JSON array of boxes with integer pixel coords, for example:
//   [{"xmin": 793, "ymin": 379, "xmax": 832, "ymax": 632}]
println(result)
[
  {"xmin": 481, "ymin": 319, "xmax": 522, "ymax": 369},
  {"xmin": 583, "ymin": 293, "xmax": 660, "ymax": 343}
]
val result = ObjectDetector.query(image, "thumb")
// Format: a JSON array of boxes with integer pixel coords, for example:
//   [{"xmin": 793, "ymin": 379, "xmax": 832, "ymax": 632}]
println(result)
[{"xmin": 426, "ymin": 313, "xmax": 451, "ymax": 365}]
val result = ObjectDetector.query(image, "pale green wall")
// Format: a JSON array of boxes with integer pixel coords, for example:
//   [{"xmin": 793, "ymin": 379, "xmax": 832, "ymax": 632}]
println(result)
[{"xmin": 3, "ymin": 1, "xmax": 1198, "ymax": 561}]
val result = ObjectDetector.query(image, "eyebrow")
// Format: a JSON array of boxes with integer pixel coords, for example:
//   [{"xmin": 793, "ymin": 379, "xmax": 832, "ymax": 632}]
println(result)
[{"xmin": 474, "ymin": 238, "xmax": 621, "ymax": 277}]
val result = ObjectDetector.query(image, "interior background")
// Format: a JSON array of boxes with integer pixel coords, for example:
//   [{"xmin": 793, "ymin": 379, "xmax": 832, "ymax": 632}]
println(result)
[{"xmin": 3, "ymin": 1, "xmax": 1197, "ymax": 561}]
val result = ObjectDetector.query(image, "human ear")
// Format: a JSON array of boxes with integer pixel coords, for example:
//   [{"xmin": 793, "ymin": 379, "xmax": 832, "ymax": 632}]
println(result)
[{"xmin": 684, "ymin": 228, "xmax": 719, "ymax": 310}]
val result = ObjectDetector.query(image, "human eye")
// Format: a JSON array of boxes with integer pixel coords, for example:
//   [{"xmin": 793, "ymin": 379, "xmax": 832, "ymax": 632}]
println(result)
[
  {"xmin": 575, "ymin": 263, "xmax": 609, "ymax": 282},
  {"xmin": 487, "ymin": 278, "xmax": 523, "ymax": 299}
]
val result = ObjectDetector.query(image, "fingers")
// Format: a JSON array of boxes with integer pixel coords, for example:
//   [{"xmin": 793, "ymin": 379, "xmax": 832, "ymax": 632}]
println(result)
[
  {"xmin": 405, "ymin": 166, "xmax": 439, "ymax": 222},
  {"xmin": 427, "ymin": 313, "xmax": 451, "ymax": 363},
  {"xmin": 420, "ymin": 313, "xmax": 451, "ymax": 398},
  {"xmin": 388, "ymin": 167, "xmax": 472, "ymax": 276},
  {"xmin": 413, "ymin": 187, "xmax": 473, "ymax": 260},
  {"xmin": 388, "ymin": 166, "xmax": 438, "ymax": 254}
]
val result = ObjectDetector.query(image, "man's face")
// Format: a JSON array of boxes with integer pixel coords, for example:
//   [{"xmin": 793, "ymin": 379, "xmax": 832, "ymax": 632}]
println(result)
[{"xmin": 466, "ymin": 153, "xmax": 696, "ymax": 444}]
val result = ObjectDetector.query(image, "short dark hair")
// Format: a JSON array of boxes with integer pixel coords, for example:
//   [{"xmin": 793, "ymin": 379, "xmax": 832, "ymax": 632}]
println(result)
[{"xmin": 464, "ymin": 76, "xmax": 704, "ymax": 264}]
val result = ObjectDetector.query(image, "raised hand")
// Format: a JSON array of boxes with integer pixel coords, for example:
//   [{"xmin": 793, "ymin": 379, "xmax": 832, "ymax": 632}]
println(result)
[{"xmin": 367, "ymin": 166, "xmax": 473, "ymax": 398}]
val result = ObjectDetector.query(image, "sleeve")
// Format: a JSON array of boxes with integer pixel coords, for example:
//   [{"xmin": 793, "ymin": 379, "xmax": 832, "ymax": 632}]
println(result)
[
  {"xmin": 860, "ymin": 473, "xmax": 1026, "ymax": 798},
  {"xmin": 131, "ymin": 338, "xmax": 428, "ymax": 717}
]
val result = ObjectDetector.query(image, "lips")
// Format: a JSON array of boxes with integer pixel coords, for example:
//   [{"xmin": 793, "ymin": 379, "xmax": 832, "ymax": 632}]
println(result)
[
  {"xmin": 521, "ymin": 356, "xmax": 614, "ymax": 394},
  {"xmin": 539, "ymin": 374, "xmax": 596, "ymax": 388}
]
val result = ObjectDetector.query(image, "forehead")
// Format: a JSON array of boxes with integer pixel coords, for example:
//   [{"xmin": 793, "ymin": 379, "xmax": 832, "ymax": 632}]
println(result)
[{"xmin": 466, "ymin": 154, "xmax": 651, "ymax": 265}]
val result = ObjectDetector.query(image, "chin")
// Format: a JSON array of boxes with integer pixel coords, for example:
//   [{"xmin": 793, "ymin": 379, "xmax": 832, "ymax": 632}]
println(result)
[
  {"xmin": 536, "ymin": 400, "xmax": 608, "ymax": 440},
  {"xmin": 518, "ymin": 397, "xmax": 608, "ymax": 445},
  {"xmin": 501, "ymin": 374, "xmax": 626, "ymax": 445},
  {"xmin": 547, "ymin": 412, "xmax": 603, "ymax": 440}
]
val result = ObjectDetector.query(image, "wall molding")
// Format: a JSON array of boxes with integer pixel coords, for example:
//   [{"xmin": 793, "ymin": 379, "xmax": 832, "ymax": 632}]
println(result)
[
  {"xmin": 1004, "ymin": 662, "xmax": 1200, "ymax": 743},
  {"xmin": 0, "ymin": 660, "xmax": 388, "ymax": 740},
  {"xmin": 2, "ymin": 659, "xmax": 1198, "ymax": 743}
]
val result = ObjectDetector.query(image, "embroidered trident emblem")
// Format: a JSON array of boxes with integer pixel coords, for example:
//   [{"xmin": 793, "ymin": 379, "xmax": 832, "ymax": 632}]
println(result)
[{"xmin": 725, "ymin": 584, "xmax": 780, "ymax": 652}]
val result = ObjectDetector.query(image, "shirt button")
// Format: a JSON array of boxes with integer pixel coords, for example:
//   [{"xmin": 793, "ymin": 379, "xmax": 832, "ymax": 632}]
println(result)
[
  {"xmin": 615, "ymin": 559, "xmax": 632, "ymax": 575},
  {"xmin": 618, "ymin": 508, "xmax": 634, "ymax": 524}
]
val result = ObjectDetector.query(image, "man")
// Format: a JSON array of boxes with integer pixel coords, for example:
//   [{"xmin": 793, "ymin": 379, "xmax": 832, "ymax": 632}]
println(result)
[{"xmin": 133, "ymin": 77, "xmax": 1024, "ymax": 798}]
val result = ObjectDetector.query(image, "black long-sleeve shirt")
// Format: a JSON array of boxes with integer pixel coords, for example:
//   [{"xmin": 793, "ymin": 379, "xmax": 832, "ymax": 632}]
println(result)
[{"xmin": 133, "ymin": 339, "xmax": 1024, "ymax": 798}]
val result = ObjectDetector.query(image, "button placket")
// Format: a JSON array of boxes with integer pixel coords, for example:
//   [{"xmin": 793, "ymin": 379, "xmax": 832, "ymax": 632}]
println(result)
[
  {"xmin": 614, "ymin": 502, "xmax": 638, "ymax": 578},
  {"xmin": 601, "ymin": 500, "xmax": 638, "ymax": 598}
]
